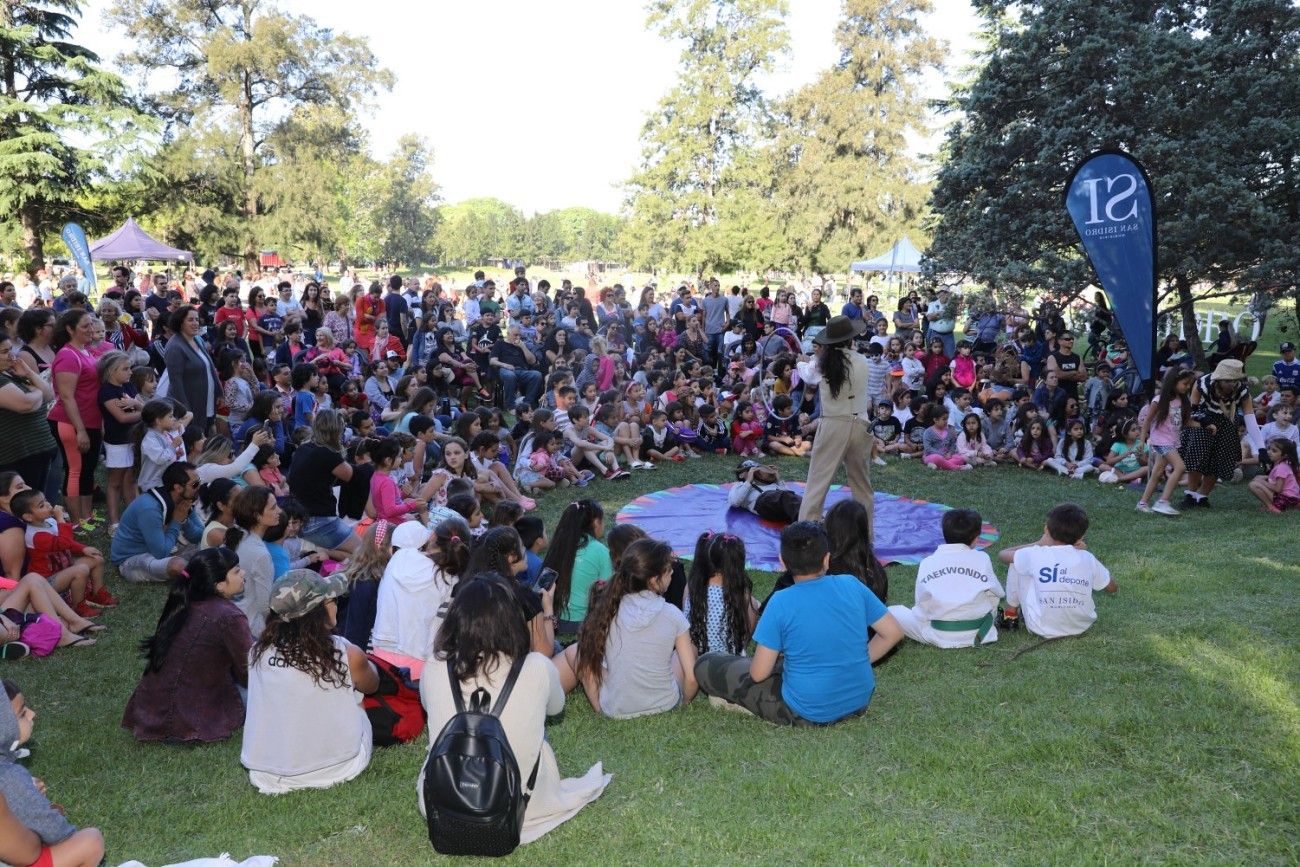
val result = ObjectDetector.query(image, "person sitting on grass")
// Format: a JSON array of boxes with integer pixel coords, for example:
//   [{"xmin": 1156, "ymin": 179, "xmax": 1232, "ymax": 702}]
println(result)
[
  {"xmin": 241, "ymin": 569, "xmax": 379, "ymax": 795},
  {"xmin": 1098, "ymin": 420, "xmax": 1149, "ymax": 485},
  {"xmin": 564, "ymin": 406, "xmax": 628, "ymax": 481},
  {"xmin": 11, "ymin": 490, "xmax": 112, "ymax": 621},
  {"xmin": 640, "ymin": 409, "xmax": 684, "ymax": 463},
  {"xmin": 122, "ymin": 547, "xmax": 252, "ymax": 743},
  {"xmin": 111, "ymin": 461, "xmax": 204, "ymax": 584},
  {"xmin": 553, "ymin": 538, "xmax": 697, "ymax": 719},
  {"xmin": 0, "ymin": 570, "xmax": 104, "ymax": 656},
  {"xmin": 419, "ymin": 574, "xmax": 610, "ymax": 845},
  {"xmin": 223, "ymin": 487, "xmax": 281, "ymax": 639},
  {"xmin": 996, "ymin": 503, "xmax": 1116, "ymax": 638},
  {"xmin": 694, "ymin": 521, "xmax": 902, "ymax": 726},
  {"xmin": 1248, "ymin": 438, "xmax": 1300, "ymax": 514},
  {"xmin": 1, "ymin": 679, "xmax": 105, "ymax": 867},
  {"xmin": 539, "ymin": 499, "xmax": 611, "ymax": 630},
  {"xmin": 764, "ymin": 394, "xmax": 811, "ymax": 457},
  {"xmin": 683, "ymin": 532, "xmax": 757, "ymax": 656},
  {"xmin": 888, "ymin": 508, "xmax": 1004, "ymax": 648}
]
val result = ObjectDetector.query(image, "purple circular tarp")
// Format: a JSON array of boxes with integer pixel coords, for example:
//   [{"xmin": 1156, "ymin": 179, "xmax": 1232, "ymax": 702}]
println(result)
[{"xmin": 616, "ymin": 483, "xmax": 999, "ymax": 572}]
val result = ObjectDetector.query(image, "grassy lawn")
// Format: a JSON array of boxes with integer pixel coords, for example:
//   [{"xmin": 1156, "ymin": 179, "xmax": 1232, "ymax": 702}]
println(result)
[{"xmin": 11, "ymin": 452, "xmax": 1298, "ymax": 865}]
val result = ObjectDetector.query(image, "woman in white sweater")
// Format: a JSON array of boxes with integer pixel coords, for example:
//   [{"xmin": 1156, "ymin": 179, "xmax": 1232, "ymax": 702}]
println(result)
[
  {"xmin": 370, "ymin": 518, "xmax": 469, "ymax": 679},
  {"xmin": 419, "ymin": 574, "xmax": 610, "ymax": 844}
]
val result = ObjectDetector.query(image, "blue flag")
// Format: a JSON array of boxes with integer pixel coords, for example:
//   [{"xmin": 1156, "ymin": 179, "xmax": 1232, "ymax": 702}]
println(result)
[
  {"xmin": 1063, "ymin": 149, "xmax": 1157, "ymax": 382},
  {"xmin": 60, "ymin": 223, "xmax": 96, "ymax": 293}
]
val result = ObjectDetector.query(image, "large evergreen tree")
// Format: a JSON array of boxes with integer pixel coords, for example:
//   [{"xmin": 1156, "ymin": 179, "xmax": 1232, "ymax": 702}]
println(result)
[
  {"xmin": 108, "ymin": 0, "xmax": 393, "ymax": 270},
  {"xmin": 926, "ymin": 0, "xmax": 1300, "ymax": 356},
  {"xmin": 776, "ymin": 0, "xmax": 942, "ymax": 275},
  {"xmin": 622, "ymin": 0, "xmax": 789, "ymax": 275},
  {"xmin": 0, "ymin": 0, "xmax": 143, "ymax": 273}
]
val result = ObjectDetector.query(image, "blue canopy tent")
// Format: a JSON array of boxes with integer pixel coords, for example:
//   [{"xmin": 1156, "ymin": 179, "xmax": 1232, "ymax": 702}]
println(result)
[{"xmin": 849, "ymin": 237, "xmax": 922, "ymax": 275}]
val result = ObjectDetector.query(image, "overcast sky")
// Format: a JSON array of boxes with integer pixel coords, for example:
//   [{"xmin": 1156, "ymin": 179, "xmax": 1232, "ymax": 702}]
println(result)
[{"xmin": 78, "ymin": 0, "xmax": 981, "ymax": 214}]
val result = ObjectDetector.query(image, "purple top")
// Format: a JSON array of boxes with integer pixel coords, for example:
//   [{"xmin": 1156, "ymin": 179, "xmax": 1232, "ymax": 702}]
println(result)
[{"xmin": 121, "ymin": 596, "xmax": 252, "ymax": 742}]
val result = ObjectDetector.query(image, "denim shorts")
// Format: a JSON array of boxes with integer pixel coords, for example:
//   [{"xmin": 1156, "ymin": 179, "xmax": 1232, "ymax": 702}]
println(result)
[
  {"xmin": 1149, "ymin": 444, "xmax": 1177, "ymax": 457},
  {"xmin": 301, "ymin": 515, "xmax": 353, "ymax": 549}
]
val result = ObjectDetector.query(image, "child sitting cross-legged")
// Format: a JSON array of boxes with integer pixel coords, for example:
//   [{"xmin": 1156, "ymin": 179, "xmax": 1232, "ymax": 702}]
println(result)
[
  {"xmin": 553, "ymin": 538, "xmax": 697, "ymax": 719},
  {"xmin": 564, "ymin": 406, "xmax": 629, "ymax": 481},
  {"xmin": 641, "ymin": 409, "xmax": 684, "ymax": 464},
  {"xmin": 694, "ymin": 521, "xmax": 902, "ymax": 726},
  {"xmin": 922, "ymin": 410, "xmax": 968, "ymax": 471},
  {"xmin": 683, "ymin": 532, "xmax": 758, "ymax": 656},
  {"xmin": 764, "ymin": 395, "xmax": 811, "ymax": 457},
  {"xmin": 997, "ymin": 503, "xmax": 1117, "ymax": 638},
  {"xmin": 888, "ymin": 508, "xmax": 1004, "ymax": 648},
  {"xmin": 12, "ymin": 490, "xmax": 114, "ymax": 619}
]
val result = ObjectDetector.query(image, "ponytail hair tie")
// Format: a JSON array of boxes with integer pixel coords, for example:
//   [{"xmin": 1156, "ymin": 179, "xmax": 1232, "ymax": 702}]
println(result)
[
  {"xmin": 450, "ymin": 535, "xmax": 461, "ymax": 544},
  {"xmin": 594, "ymin": 580, "xmax": 607, "ymax": 590}
]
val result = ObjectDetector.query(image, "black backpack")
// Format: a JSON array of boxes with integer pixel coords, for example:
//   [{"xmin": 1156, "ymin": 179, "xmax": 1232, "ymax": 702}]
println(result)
[{"xmin": 422, "ymin": 657, "xmax": 540, "ymax": 857}]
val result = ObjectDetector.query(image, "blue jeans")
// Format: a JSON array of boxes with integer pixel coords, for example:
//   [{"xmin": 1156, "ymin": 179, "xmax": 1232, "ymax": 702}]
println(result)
[
  {"xmin": 707, "ymin": 332, "xmax": 726, "ymax": 366},
  {"xmin": 499, "ymin": 367, "xmax": 542, "ymax": 409}
]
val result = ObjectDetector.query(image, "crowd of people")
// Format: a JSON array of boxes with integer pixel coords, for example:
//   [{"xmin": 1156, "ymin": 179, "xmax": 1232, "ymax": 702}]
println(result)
[{"xmin": 0, "ymin": 261, "xmax": 1293, "ymax": 861}]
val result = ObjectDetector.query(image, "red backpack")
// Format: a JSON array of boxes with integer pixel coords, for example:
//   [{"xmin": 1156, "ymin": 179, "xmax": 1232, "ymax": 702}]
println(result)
[{"xmin": 363, "ymin": 654, "xmax": 427, "ymax": 746}]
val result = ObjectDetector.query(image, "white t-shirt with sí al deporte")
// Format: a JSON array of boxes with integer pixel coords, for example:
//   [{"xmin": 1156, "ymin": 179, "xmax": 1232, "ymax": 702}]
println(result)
[{"xmin": 1006, "ymin": 545, "xmax": 1112, "ymax": 639}]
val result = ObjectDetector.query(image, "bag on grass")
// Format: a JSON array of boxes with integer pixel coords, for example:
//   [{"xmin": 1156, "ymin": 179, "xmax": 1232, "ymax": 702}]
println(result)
[
  {"xmin": 362, "ymin": 654, "xmax": 426, "ymax": 746},
  {"xmin": 19, "ymin": 613, "xmax": 61, "ymax": 656},
  {"xmin": 422, "ymin": 657, "xmax": 539, "ymax": 857}
]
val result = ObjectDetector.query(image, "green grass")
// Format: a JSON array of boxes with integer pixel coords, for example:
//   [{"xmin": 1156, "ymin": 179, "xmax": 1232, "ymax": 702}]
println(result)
[{"xmin": 12, "ymin": 453, "xmax": 1298, "ymax": 865}]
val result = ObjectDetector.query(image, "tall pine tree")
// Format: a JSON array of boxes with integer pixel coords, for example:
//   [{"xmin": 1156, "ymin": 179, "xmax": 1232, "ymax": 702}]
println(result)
[
  {"xmin": 776, "ymin": 0, "xmax": 942, "ymax": 275},
  {"xmin": 926, "ymin": 0, "xmax": 1300, "ymax": 356},
  {"xmin": 622, "ymin": 0, "xmax": 789, "ymax": 276},
  {"xmin": 0, "ymin": 0, "xmax": 142, "ymax": 273}
]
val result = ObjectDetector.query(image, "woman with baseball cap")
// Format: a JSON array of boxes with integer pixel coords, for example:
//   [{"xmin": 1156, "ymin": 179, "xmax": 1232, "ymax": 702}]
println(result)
[
  {"xmin": 796, "ymin": 315, "xmax": 876, "ymax": 527},
  {"xmin": 241, "ymin": 569, "xmax": 379, "ymax": 794}
]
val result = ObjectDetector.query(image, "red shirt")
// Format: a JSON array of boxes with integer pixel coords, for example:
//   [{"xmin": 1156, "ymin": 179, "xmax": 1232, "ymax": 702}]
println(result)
[{"xmin": 213, "ymin": 305, "xmax": 246, "ymax": 338}]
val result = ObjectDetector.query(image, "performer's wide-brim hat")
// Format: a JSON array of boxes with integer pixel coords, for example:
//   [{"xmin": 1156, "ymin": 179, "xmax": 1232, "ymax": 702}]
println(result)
[{"xmin": 813, "ymin": 315, "xmax": 867, "ymax": 345}]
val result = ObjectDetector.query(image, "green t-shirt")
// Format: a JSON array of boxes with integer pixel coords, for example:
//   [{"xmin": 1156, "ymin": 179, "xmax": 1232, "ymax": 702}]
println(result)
[
  {"xmin": 1110, "ymin": 441, "xmax": 1141, "ymax": 474},
  {"xmin": 565, "ymin": 535, "xmax": 612, "ymax": 622}
]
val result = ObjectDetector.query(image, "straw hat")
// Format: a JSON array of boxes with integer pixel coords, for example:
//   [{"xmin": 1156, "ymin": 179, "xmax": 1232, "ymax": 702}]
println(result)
[{"xmin": 1210, "ymin": 359, "xmax": 1245, "ymax": 382}]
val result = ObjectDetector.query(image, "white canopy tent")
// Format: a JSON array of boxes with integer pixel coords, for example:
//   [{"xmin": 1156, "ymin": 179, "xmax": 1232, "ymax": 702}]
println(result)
[{"xmin": 849, "ymin": 237, "xmax": 922, "ymax": 274}]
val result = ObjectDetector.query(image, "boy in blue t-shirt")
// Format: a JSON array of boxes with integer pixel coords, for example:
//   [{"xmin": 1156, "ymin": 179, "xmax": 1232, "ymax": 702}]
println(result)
[{"xmin": 695, "ymin": 521, "xmax": 902, "ymax": 725}]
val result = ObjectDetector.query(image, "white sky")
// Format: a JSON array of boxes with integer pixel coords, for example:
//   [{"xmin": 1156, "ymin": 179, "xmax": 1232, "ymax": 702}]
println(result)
[{"xmin": 78, "ymin": 0, "xmax": 982, "ymax": 214}]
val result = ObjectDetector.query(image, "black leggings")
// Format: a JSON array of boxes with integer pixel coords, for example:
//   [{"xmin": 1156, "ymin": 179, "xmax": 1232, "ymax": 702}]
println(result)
[{"xmin": 0, "ymin": 450, "xmax": 56, "ymax": 495}]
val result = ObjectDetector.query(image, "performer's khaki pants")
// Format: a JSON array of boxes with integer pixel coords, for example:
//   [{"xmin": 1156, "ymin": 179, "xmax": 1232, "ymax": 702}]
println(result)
[{"xmin": 797, "ymin": 415, "xmax": 874, "ymax": 529}]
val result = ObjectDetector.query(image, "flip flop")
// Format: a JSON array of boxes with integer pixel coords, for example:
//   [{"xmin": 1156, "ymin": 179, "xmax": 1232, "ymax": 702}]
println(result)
[
  {"xmin": 62, "ymin": 636, "xmax": 96, "ymax": 649},
  {"xmin": 74, "ymin": 624, "xmax": 106, "ymax": 635}
]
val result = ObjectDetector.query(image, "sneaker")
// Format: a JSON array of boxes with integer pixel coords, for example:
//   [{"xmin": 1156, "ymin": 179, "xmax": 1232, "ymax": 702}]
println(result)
[
  {"xmin": 899, "ymin": 452, "xmax": 913, "ymax": 459},
  {"xmin": 707, "ymin": 695, "xmax": 754, "ymax": 716},
  {"xmin": 926, "ymin": 462, "xmax": 937, "ymax": 470},
  {"xmin": 1152, "ymin": 499, "xmax": 1181, "ymax": 516},
  {"xmin": 1183, "ymin": 492, "xmax": 1200, "ymax": 507},
  {"xmin": 686, "ymin": 450, "xmax": 702, "ymax": 459},
  {"xmin": 0, "ymin": 641, "xmax": 30, "ymax": 661},
  {"xmin": 87, "ymin": 586, "xmax": 119, "ymax": 608},
  {"xmin": 603, "ymin": 469, "xmax": 618, "ymax": 480},
  {"xmin": 957, "ymin": 464, "xmax": 973, "ymax": 471},
  {"xmin": 73, "ymin": 601, "xmax": 101, "ymax": 620},
  {"xmin": 1197, "ymin": 497, "xmax": 1211, "ymax": 508},
  {"xmin": 671, "ymin": 454, "xmax": 687, "ymax": 463},
  {"xmin": 613, "ymin": 470, "xmax": 631, "ymax": 480},
  {"xmin": 1135, "ymin": 501, "xmax": 1151, "ymax": 513},
  {"xmin": 872, "ymin": 457, "xmax": 887, "ymax": 467}
]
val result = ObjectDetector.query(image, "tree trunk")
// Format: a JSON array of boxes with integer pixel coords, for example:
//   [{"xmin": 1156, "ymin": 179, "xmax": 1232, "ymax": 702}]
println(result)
[
  {"xmin": 1176, "ymin": 274, "xmax": 1203, "ymax": 367},
  {"xmin": 239, "ymin": 71, "xmax": 258, "ymax": 274},
  {"xmin": 19, "ymin": 203, "xmax": 44, "ymax": 277}
]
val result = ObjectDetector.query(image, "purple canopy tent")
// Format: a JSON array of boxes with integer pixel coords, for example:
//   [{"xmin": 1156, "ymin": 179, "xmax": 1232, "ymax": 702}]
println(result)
[{"xmin": 89, "ymin": 217, "xmax": 193, "ymax": 262}]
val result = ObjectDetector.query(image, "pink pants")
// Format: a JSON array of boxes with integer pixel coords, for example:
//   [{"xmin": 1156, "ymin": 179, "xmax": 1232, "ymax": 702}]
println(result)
[{"xmin": 924, "ymin": 454, "xmax": 967, "ymax": 470}]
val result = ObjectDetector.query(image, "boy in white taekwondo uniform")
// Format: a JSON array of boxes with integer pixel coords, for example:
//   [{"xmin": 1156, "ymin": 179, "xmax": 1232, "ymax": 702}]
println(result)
[
  {"xmin": 889, "ymin": 508, "xmax": 1004, "ymax": 647},
  {"xmin": 996, "ymin": 502, "xmax": 1117, "ymax": 639}
]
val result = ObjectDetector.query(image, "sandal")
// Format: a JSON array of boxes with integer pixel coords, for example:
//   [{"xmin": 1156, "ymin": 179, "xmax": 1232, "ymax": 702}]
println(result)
[
  {"xmin": 74, "ymin": 623, "xmax": 106, "ymax": 636},
  {"xmin": 61, "ymin": 636, "xmax": 96, "ymax": 649},
  {"xmin": 0, "ymin": 642, "xmax": 30, "ymax": 661}
]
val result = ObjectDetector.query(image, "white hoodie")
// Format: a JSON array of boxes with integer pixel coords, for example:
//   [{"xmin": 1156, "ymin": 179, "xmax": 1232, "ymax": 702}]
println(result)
[{"xmin": 370, "ymin": 548, "xmax": 456, "ymax": 659}]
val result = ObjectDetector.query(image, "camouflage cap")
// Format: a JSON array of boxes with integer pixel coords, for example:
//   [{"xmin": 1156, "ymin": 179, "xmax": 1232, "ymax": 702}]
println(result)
[{"xmin": 269, "ymin": 569, "xmax": 348, "ymax": 621}]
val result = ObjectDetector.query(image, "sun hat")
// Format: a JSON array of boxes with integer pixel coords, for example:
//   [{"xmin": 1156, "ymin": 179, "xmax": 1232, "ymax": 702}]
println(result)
[
  {"xmin": 269, "ymin": 569, "xmax": 348, "ymax": 622},
  {"xmin": 813, "ymin": 315, "xmax": 867, "ymax": 345},
  {"xmin": 392, "ymin": 520, "xmax": 431, "ymax": 550},
  {"xmin": 1210, "ymin": 359, "xmax": 1246, "ymax": 382}
]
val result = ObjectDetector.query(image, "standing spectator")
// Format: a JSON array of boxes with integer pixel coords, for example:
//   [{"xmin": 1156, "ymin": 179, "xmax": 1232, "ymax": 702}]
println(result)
[
  {"xmin": 47, "ymin": 309, "xmax": 103, "ymax": 528},
  {"xmin": 701, "ymin": 279, "xmax": 730, "ymax": 367},
  {"xmin": 0, "ymin": 335, "xmax": 57, "ymax": 492},
  {"xmin": 162, "ymin": 306, "xmax": 220, "ymax": 438},
  {"xmin": 384, "ymin": 275, "xmax": 410, "ymax": 343}
]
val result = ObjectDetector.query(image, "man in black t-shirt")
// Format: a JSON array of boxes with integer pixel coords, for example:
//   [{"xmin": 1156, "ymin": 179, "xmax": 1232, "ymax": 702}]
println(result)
[
  {"xmin": 143, "ymin": 272, "xmax": 172, "ymax": 338},
  {"xmin": 384, "ymin": 275, "xmax": 410, "ymax": 342},
  {"xmin": 470, "ymin": 309, "xmax": 502, "ymax": 374},
  {"xmin": 491, "ymin": 324, "xmax": 542, "ymax": 407},
  {"xmin": 1045, "ymin": 331, "xmax": 1085, "ymax": 401}
]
